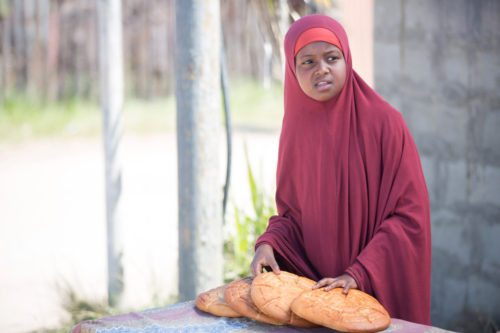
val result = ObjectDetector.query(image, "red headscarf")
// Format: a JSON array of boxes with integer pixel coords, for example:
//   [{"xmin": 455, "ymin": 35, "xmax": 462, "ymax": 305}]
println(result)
[{"xmin": 256, "ymin": 14, "xmax": 431, "ymax": 324}]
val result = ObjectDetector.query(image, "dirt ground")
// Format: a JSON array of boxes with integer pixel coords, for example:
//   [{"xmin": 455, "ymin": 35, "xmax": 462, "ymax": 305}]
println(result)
[{"xmin": 0, "ymin": 130, "xmax": 279, "ymax": 332}]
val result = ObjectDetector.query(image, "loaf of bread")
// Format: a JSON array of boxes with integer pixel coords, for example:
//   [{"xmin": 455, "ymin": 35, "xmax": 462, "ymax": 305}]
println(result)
[
  {"xmin": 195, "ymin": 284, "xmax": 241, "ymax": 318},
  {"xmin": 291, "ymin": 288, "xmax": 391, "ymax": 333},
  {"xmin": 224, "ymin": 277, "xmax": 283, "ymax": 325},
  {"xmin": 250, "ymin": 271, "xmax": 317, "ymax": 328}
]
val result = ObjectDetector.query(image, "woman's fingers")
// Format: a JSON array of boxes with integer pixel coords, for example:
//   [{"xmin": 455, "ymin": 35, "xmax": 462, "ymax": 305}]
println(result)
[
  {"xmin": 313, "ymin": 278, "xmax": 335, "ymax": 289},
  {"xmin": 340, "ymin": 274, "xmax": 358, "ymax": 294},
  {"xmin": 250, "ymin": 254, "xmax": 263, "ymax": 276},
  {"xmin": 251, "ymin": 244, "xmax": 280, "ymax": 276},
  {"xmin": 269, "ymin": 259, "xmax": 281, "ymax": 275},
  {"xmin": 251, "ymin": 257, "xmax": 266, "ymax": 276},
  {"xmin": 324, "ymin": 278, "xmax": 343, "ymax": 291},
  {"xmin": 251, "ymin": 261, "xmax": 261, "ymax": 276},
  {"xmin": 342, "ymin": 282, "xmax": 352, "ymax": 294},
  {"xmin": 316, "ymin": 274, "xmax": 358, "ymax": 293}
]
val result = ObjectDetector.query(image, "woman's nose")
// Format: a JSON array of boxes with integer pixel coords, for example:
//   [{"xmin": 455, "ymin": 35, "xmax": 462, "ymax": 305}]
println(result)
[{"xmin": 315, "ymin": 60, "xmax": 329, "ymax": 75}]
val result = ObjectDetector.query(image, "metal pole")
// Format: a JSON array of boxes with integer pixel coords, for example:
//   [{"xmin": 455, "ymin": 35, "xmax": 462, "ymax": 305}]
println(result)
[
  {"xmin": 175, "ymin": 0, "xmax": 223, "ymax": 301},
  {"xmin": 97, "ymin": 0, "xmax": 124, "ymax": 307},
  {"xmin": 221, "ymin": 31, "xmax": 232, "ymax": 223}
]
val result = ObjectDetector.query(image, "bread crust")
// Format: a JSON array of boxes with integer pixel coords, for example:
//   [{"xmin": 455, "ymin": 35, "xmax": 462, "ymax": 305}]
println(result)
[
  {"xmin": 224, "ymin": 277, "xmax": 283, "ymax": 325},
  {"xmin": 250, "ymin": 271, "xmax": 317, "ymax": 328},
  {"xmin": 195, "ymin": 284, "xmax": 241, "ymax": 318},
  {"xmin": 291, "ymin": 288, "xmax": 391, "ymax": 333}
]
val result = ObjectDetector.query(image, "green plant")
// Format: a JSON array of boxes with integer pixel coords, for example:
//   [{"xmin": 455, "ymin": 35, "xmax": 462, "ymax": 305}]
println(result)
[
  {"xmin": 32, "ymin": 285, "xmax": 115, "ymax": 333},
  {"xmin": 0, "ymin": 94, "xmax": 102, "ymax": 142},
  {"xmin": 228, "ymin": 79, "xmax": 283, "ymax": 130},
  {"xmin": 32, "ymin": 282, "xmax": 178, "ymax": 333},
  {"xmin": 0, "ymin": 80, "xmax": 281, "ymax": 143},
  {"xmin": 224, "ymin": 146, "xmax": 276, "ymax": 282}
]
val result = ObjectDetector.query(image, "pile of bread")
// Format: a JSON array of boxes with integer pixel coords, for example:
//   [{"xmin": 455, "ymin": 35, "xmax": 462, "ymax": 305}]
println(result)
[{"xmin": 195, "ymin": 271, "xmax": 391, "ymax": 332}]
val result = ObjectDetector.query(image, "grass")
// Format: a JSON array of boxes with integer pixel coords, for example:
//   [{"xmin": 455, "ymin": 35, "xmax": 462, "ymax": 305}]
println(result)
[
  {"xmin": 33, "ymin": 284, "xmax": 178, "ymax": 333},
  {"xmin": 0, "ymin": 80, "xmax": 283, "ymax": 143},
  {"xmin": 0, "ymin": 96, "xmax": 101, "ymax": 142},
  {"xmin": 40, "ymin": 289, "xmax": 115, "ymax": 333},
  {"xmin": 227, "ymin": 80, "xmax": 283, "ymax": 131}
]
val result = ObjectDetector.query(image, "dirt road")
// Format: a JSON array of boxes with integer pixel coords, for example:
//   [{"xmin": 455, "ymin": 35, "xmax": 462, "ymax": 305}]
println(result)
[{"xmin": 0, "ymin": 131, "xmax": 279, "ymax": 332}]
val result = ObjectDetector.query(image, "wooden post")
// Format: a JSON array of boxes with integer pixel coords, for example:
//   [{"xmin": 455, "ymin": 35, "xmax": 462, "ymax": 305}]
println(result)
[
  {"xmin": 97, "ymin": 0, "xmax": 124, "ymax": 307},
  {"xmin": 175, "ymin": 0, "xmax": 223, "ymax": 301}
]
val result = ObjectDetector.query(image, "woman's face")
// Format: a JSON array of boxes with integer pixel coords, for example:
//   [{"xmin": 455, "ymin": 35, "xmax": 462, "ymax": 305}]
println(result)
[{"xmin": 295, "ymin": 41, "xmax": 346, "ymax": 102}]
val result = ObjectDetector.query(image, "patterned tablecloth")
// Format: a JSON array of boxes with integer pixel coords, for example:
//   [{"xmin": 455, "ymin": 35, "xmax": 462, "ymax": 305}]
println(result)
[{"xmin": 71, "ymin": 301, "xmax": 454, "ymax": 333}]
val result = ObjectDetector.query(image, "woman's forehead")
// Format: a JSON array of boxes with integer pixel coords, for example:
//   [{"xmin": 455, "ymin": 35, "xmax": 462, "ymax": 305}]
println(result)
[
  {"xmin": 293, "ymin": 27, "xmax": 342, "ymax": 55},
  {"xmin": 295, "ymin": 42, "xmax": 342, "ymax": 57}
]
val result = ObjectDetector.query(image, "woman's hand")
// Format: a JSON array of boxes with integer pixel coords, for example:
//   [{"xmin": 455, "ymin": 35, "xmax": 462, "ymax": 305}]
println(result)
[
  {"xmin": 251, "ymin": 243, "xmax": 281, "ymax": 276},
  {"xmin": 312, "ymin": 274, "xmax": 358, "ymax": 294}
]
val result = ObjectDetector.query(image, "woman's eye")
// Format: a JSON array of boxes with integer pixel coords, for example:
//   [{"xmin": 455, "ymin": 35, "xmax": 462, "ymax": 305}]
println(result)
[
  {"xmin": 302, "ymin": 59, "xmax": 313, "ymax": 65},
  {"xmin": 328, "ymin": 56, "xmax": 339, "ymax": 62}
]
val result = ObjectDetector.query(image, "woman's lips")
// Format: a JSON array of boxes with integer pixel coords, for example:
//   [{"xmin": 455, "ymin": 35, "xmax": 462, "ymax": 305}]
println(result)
[{"xmin": 315, "ymin": 80, "xmax": 333, "ymax": 92}]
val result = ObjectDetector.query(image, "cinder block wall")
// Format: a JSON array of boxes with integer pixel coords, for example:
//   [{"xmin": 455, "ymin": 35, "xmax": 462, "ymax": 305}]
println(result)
[{"xmin": 373, "ymin": 0, "xmax": 500, "ymax": 330}]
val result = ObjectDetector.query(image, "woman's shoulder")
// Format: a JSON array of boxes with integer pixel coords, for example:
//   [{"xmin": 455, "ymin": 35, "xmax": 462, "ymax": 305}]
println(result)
[
  {"xmin": 358, "ymin": 100, "xmax": 414, "ymax": 155},
  {"xmin": 353, "ymin": 72, "xmax": 405, "ymax": 127},
  {"xmin": 360, "ymin": 98, "xmax": 406, "ymax": 131}
]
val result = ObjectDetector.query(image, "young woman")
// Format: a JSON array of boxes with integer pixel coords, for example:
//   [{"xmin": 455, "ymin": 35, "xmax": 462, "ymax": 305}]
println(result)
[{"xmin": 251, "ymin": 14, "xmax": 431, "ymax": 325}]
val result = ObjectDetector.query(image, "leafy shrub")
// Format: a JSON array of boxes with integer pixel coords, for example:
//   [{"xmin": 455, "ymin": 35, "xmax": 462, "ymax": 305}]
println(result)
[{"xmin": 224, "ymin": 147, "xmax": 276, "ymax": 282}]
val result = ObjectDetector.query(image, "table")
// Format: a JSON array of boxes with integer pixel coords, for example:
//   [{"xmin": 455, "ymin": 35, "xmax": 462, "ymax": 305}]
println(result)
[{"xmin": 71, "ymin": 301, "xmax": 454, "ymax": 333}]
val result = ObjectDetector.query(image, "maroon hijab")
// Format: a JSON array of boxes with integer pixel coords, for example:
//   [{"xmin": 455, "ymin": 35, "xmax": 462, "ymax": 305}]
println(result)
[{"xmin": 255, "ymin": 15, "xmax": 431, "ymax": 324}]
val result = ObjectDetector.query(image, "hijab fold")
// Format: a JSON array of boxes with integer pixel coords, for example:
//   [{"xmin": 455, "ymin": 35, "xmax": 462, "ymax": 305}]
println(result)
[{"xmin": 255, "ymin": 14, "xmax": 431, "ymax": 325}]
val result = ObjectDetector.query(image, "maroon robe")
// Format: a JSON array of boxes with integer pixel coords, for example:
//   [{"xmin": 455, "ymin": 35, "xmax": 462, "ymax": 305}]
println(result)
[{"xmin": 255, "ymin": 14, "xmax": 432, "ymax": 325}]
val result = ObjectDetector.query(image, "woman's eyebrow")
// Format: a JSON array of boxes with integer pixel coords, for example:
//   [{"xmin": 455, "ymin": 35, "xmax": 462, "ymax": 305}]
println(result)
[
  {"xmin": 325, "ymin": 49, "xmax": 341, "ymax": 55},
  {"xmin": 297, "ymin": 53, "xmax": 314, "ymax": 59}
]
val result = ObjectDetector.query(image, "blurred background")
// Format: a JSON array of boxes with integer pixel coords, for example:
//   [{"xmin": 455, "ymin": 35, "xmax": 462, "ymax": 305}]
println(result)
[{"xmin": 0, "ymin": 0, "xmax": 498, "ymax": 332}]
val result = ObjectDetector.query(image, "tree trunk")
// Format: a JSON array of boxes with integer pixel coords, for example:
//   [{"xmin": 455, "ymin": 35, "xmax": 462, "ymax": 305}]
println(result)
[
  {"xmin": 97, "ymin": 0, "xmax": 124, "ymax": 308},
  {"xmin": 1, "ymin": 2, "xmax": 13, "ymax": 98},
  {"xmin": 175, "ymin": 0, "xmax": 223, "ymax": 301},
  {"xmin": 47, "ymin": 0, "xmax": 60, "ymax": 100},
  {"xmin": 12, "ymin": 0, "xmax": 27, "ymax": 90}
]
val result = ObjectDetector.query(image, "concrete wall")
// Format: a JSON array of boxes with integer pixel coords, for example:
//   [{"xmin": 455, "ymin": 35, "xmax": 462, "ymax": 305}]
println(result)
[
  {"xmin": 337, "ymin": 0, "xmax": 374, "ymax": 87},
  {"xmin": 374, "ymin": 0, "xmax": 500, "ymax": 331}
]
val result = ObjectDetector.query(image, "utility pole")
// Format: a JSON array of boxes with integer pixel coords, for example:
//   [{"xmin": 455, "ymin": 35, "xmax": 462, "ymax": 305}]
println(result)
[
  {"xmin": 97, "ymin": 0, "xmax": 124, "ymax": 307},
  {"xmin": 175, "ymin": 0, "xmax": 223, "ymax": 301}
]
